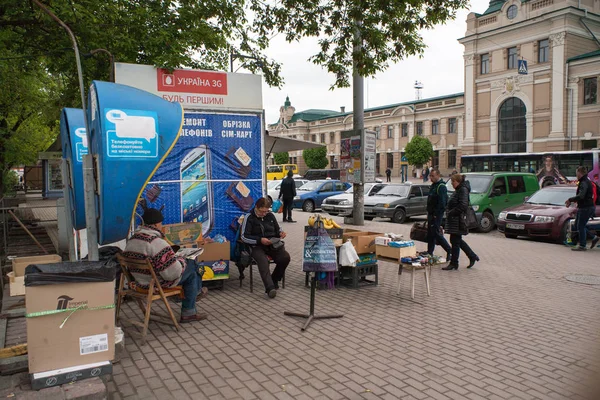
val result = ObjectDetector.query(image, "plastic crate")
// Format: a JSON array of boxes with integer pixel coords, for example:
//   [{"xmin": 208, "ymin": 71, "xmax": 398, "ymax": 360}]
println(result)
[{"xmin": 339, "ymin": 263, "xmax": 378, "ymax": 288}]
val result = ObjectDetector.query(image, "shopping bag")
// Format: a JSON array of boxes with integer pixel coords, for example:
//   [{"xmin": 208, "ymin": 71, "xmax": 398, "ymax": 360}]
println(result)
[
  {"xmin": 339, "ymin": 241, "xmax": 359, "ymax": 267},
  {"xmin": 465, "ymin": 206, "xmax": 478, "ymax": 230},
  {"xmin": 409, "ymin": 221, "xmax": 428, "ymax": 243},
  {"xmin": 303, "ymin": 225, "xmax": 338, "ymax": 272},
  {"xmin": 272, "ymin": 199, "xmax": 282, "ymax": 213}
]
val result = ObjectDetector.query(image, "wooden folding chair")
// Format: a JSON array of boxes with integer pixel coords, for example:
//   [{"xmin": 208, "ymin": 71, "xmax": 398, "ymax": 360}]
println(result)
[{"xmin": 115, "ymin": 254, "xmax": 184, "ymax": 344}]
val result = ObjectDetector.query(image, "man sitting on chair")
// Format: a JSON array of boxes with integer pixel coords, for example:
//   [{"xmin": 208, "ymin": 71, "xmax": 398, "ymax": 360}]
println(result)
[
  {"xmin": 123, "ymin": 208, "xmax": 208, "ymax": 323},
  {"xmin": 241, "ymin": 197, "xmax": 290, "ymax": 298}
]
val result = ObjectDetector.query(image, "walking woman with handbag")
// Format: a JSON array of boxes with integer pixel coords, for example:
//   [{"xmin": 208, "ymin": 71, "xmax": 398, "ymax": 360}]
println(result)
[{"xmin": 443, "ymin": 174, "xmax": 480, "ymax": 270}]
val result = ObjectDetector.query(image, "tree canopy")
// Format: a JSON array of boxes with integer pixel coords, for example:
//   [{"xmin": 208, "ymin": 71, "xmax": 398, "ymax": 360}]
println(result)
[
  {"xmin": 303, "ymin": 147, "xmax": 328, "ymax": 169},
  {"xmin": 274, "ymin": 152, "xmax": 289, "ymax": 165},
  {"xmin": 250, "ymin": 0, "xmax": 469, "ymax": 88},
  {"xmin": 405, "ymin": 136, "xmax": 434, "ymax": 167}
]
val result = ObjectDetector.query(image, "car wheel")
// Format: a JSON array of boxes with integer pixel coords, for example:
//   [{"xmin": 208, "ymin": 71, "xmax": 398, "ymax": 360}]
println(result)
[
  {"xmin": 478, "ymin": 210, "xmax": 495, "ymax": 233},
  {"xmin": 302, "ymin": 200, "xmax": 315, "ymax": 213},
  {"xmin": 505, "ymin": 233, "xmax": 518, "ymax": 239},
  {"xmin": 365, "ymin": 217, "xmax": 374, "ymax": 221},
  {"xmin": 559, "ymin": 219, "xmax": 572, "ymax": 243},
  {"xmin": 392, "ymin": 208, "xmax": 406, "ymax": 224}
]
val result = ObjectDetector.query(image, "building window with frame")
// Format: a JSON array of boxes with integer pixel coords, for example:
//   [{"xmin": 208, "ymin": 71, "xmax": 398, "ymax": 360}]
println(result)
[
  {"xmin": 375, "ymin": 126, "xmax": 381, "ymax": 139},
  {"xmin": 447, "ymin": 150, "xmax": 456, "ymax": 168},
  {"xmin": 431, "ymin": 120, "xmax": 439, "ymax": 135},
  {"xmin": 432, "ymin": 151, "xmax": 439, "ymax": 168},
  {"xmin": 387, "ymin": 125, "xmax": 394, "ymax": 139},
  {"xmin": 320, "ymin": 133, "xmax": 326, "ymax": 143},
  {"xmin": 448, "ymin": 118, "xmax": 457, "ymax": 134},
  {"xmin": 416, "ymin": 122, "xmax": 423, "ymax": 136},
  {"xmin": 481, "ymin": 53, "xmax": 490, "ymax": 75},
  {"xmin": 584, "ymin": 77, "xmax": 598, "ymax": 105},
  {"xmin": 507, "ymin": 47, "xmax": 518, "ymax": 69},
  {"xmin": 387, "ymin": 153, "xmax": 394, "ymax": 169},
  {"xmin": 401, "ymin": 123, "xmax": 408, "ymax": 137},
  {"xmin": 311, "ymin": 134, "xmax": 316, "ymax": 142},
  {"xmin": 538, "ymin": 39, "xmax": 549, "ymax": 63}
]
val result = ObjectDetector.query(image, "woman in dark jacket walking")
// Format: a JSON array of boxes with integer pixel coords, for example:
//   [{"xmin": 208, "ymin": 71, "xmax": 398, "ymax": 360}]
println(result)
[{"xmin": 443, "ymin": 174, "xmax": 479, "ymax": 270}]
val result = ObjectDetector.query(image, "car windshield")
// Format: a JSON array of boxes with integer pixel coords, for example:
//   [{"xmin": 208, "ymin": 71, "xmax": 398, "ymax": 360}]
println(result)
[
  {"xmin": 526, "ymin": 187, "xmax": 575, "ymax": 205},
  {"xmin": 446, "ymin": 175, "xmax": 492, "ymax": 194},
  {"xmin": 299, "ymin": 181, "xmax": 321, "ymax": 191},
  {"xmin": 377, "ymin": 185, "xmax": 409, "ymax": 197},
  {"xmin": 267, "ymin": 181, "xmax": 280, "ymax": 189}
]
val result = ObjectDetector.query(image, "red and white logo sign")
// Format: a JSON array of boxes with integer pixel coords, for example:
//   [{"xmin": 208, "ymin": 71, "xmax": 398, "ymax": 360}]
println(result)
[{"xmin": 157, "ymin": 69, "xmax": 228, "ymax": 95}]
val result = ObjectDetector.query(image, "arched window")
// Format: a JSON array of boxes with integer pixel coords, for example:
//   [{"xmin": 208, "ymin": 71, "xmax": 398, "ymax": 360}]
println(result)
[{"xmin": 498, "ymin": 97, "xmax": 526, "ymax": 153}]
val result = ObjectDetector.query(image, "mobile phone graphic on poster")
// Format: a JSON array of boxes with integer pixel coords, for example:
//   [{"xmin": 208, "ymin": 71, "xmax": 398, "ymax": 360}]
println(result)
[{"xmin": 180, "ymin": 145, "xmax": 213, "ymax": 236}]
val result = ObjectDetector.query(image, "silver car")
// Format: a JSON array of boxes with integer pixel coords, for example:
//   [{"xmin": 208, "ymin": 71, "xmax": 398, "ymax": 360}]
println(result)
[
  {"xmin": 364, "ymin": 183, "xmax": 430, "ymax": 223},
  {"xmin": 322, "ymin": 183, "xmax": 386, "ymax": 217}
]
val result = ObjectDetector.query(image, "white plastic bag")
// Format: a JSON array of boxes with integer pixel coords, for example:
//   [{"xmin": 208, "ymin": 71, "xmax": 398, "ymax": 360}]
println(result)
[{"xmin": 339, "ymin": 240, "xmax": 360, "ymax": 267}]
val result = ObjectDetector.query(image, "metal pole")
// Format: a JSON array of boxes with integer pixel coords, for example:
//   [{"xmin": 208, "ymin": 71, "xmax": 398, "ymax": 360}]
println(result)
[
  {"xmin": 32, "ymin": 0, "xmax": 99, "ymax": 261},
  {"xmin": 351, "ymin": 21, "xmax": 365, "ymax": 226}
]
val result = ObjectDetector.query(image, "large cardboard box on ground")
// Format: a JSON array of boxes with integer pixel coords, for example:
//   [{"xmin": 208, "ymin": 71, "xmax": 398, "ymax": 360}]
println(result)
[
  {"xmin": 376, "ymin": 244, "xmax": 417, "ymax": 260},
  {"xmin": 198, "ymin": 242, "xmax": 230, "ymax": 281},
  {"xmin": 8, "ymin": 255, "xmax": 62, "ymax": 297},
  {"xmin": 26, "ymin": 281, "xmax": 115, "ymax": 374},
  {"xmin": 343, "ymin": 231, "xmax": 382, "ymax": 254}
]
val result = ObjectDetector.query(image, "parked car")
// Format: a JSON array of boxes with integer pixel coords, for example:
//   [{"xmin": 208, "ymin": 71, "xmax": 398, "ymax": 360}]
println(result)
[
  {"xmin": 304, "ymin": 169, "xmax": 341, "ymax": 180},
  {"xmin": 446, "ymin": 172, "xmax": 539, "ymax": 233},
  {"xmin": 497, "ymin": 184, "xmax": 600, "ymax": 242},
  {"xmin": 322, "ymin": 183, "xmax": 387, "ymax": 217},
  {"xmin": 364, "ymin": 183, "xmax": 430, "ymax": 223},
  {"xmin": 266, "ymin": 179, "xmax": 309, "ymax": 202},
  {"xmin": 293, "ymin": 180, "xmax": 351, "ymax": 212}
]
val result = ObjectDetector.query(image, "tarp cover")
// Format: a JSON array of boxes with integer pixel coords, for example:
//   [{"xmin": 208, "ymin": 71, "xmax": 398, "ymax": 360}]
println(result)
[{"xmin": 24, "ymin": 261, "xmax": 116, "ymax": 286}]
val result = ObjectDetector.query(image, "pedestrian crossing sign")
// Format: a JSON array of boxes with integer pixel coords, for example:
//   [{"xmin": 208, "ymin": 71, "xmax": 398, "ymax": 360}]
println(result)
[{"xmin": 518, "ymin": 60, "xmax": 528, "ymax": 75}]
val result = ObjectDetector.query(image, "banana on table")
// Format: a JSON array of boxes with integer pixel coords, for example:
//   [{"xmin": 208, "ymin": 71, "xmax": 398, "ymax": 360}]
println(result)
[{"xmin": 307, "ymin": 215, "xmax": 341, "ymax": 229}]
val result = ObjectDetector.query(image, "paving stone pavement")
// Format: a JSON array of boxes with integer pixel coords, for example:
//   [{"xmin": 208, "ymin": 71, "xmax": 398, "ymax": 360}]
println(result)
[{"xmin": 108, "ymin": 212, "xmax": 600, "ymax": 400}]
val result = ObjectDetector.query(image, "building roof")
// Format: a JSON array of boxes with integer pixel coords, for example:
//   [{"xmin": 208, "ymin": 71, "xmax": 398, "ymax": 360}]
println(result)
[
  {"xmin": 567, "ymin": 49, "xmax": 600, "ymax": 63},
  {"xmin": 481, "ymin": 0, "xmax": 507, "ymax": 16},
  {"xmin": 287, "ymin": 109, "xmax": 340, "ymax": 123},
  {"xmin": 270, "ymin": 92, "xmax": 464, "ymax": 126}
]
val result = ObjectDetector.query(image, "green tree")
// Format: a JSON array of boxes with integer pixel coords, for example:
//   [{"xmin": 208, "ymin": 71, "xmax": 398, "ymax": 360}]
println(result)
[
  {"xmin": 405, "ymin": 136, "xmax": 434, "ymax": 167},
  {"xmin": 273, "ymin": 152, "xmax": 289, "ymax": 165},
  {"xmin": 302, "ymin": 147, "xmax": 328, "ymax": 169},
  {"xmin": 250, "ymin": 0, "xmax": 468, "ymax": 88}
]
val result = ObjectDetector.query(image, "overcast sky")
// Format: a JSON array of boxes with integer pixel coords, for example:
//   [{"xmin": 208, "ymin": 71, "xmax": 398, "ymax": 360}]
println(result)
[{"xmin": 254, "ymin": 0, "xmax": 490, "ymax": 124}]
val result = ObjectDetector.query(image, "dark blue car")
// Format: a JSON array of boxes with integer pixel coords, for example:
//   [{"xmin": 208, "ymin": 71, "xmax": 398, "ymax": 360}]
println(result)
[{"xmin": 293, "ymin": 180, "xmax": 351, "ymax": 212}]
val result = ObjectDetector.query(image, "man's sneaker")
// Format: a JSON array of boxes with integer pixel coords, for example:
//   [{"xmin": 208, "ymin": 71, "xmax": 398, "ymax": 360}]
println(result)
[
  {"xmin": 572, "ymin": 246, "xmax": 587, "ymax": 251},
  {"xmin": 180, "ymin": 312, "xmax": 208, "ymax": 323},
  {"xmin": 267, "ymin": 288, "xmax": 277, "ymax": 299},
  {"xmin": 591, "ymin": 236, "xmax": 599, "ymax": 249}
]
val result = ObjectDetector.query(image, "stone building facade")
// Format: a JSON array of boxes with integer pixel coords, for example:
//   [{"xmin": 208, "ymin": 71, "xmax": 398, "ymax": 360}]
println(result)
[{"xmin": 268, "ymin": 0, "xmax": 600, "ymax": 177}]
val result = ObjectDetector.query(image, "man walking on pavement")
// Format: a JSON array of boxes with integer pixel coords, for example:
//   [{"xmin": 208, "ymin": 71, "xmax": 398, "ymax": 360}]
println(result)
[
  {"xmin": 427, "ymin": 168, "xmax": 452, "ymax": 260},
  {"xmin": 565, "ymin": 166, "xmax": 599, "ymax": 251},
  {"xmin": 385, "ymin": 167, "xmax": 392, "ymax": 182},
  {"xmin": 279, "ymin": 170, "xmax": 297, "ymax": 223}
]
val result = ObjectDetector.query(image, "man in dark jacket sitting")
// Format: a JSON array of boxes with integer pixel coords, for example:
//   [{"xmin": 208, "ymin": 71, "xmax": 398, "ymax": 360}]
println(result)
[
  {"xmin": 566, "ymin": 166, "xmax": 599, "ymax": 251},
  {"xmin": 241, "ymin": 197, "xmax": 291, "ymax": 297},
  {"xmin": 279, "ymin": 170, "xmax": 297, "ymax": 222}
]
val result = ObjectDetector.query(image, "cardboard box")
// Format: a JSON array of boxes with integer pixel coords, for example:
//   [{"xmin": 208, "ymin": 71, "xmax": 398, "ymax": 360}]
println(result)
[
  {"xmin": 343, "ymin": 231, "xmax": 382, "ymax": 254},
  {"xmin": 376, "ymin": 244, "xmax": 417, "ymax": 260},
  {"xmin": 200, "ymin": 260, "xmax": 230, "ymax": 281},
  {"xmin": 375, "ymin": 237, "xmax": 391, "ymax": 246},
  {"xmin": 30, "ymin": 361, "xmax": 112, "ymax": 390},
  {"xmin": 197, "ymin": 242, "xmax": 230, "ymax": 262},
  {"xmin": 9, "ymin": 255, "xmax": 62, "ymax": 297},
  {"xmin": 162, "ymin": 222, "xmax": 203, "ymax": 245},
  {"xmin": 26, "ymin": 281, "xmax": 115, "ymax": 374}
]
